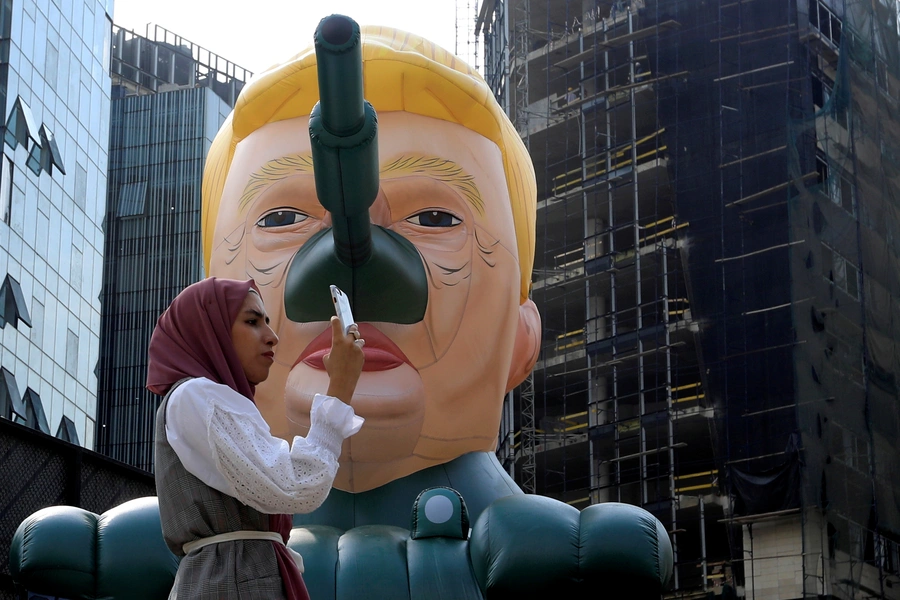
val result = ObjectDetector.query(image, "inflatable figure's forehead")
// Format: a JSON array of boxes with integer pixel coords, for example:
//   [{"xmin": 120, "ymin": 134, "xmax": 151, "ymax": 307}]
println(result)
[{"xmin": 233, "ymin": 26, "xmax": 503, "ymax": 145}]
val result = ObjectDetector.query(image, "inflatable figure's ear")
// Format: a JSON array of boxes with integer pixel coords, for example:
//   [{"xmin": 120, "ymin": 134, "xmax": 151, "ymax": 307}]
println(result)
[{"xmin": 506, "ymin": 299, "xmax": 541, "ymax": 393}]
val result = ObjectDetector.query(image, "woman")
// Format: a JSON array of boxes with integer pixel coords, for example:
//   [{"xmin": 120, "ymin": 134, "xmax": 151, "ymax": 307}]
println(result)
[{"xmin": 147, "ymin": 277, "xmax": 364, "ymax": 599}]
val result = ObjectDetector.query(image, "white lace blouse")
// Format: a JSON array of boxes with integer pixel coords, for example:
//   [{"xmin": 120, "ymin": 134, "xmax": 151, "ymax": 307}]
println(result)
[{"xmin": 164, "ymin": 377, "xmax": 363, "ymax": 515}]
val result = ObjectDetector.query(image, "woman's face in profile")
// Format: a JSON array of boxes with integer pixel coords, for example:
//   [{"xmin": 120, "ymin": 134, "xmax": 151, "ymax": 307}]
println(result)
[{"xmin": 231, "ymin": 291, "xmax": 279, "ymax": 385}]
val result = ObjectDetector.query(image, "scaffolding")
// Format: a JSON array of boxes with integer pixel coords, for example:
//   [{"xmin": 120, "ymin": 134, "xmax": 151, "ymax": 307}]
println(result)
[
  {"xmin": 479, "ymin": 0, "xmax": 900, "ymax": 597},
  {"xmin": 456, "ymin": 0, "xmax": 481, "ymax": 70}
]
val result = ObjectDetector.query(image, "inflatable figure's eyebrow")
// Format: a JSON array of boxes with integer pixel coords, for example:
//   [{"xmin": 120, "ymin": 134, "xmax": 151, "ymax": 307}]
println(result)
[
  {"xmin": 380, "ymin": 155, "xmax": 485, "ymax": 216},
  {"xmin": 239, "ymin": 153, "xmax": 315, "ymax": 213},
  {"xmin": 238, "ymin": 153, "xmax": 486, "ymax": 217}
]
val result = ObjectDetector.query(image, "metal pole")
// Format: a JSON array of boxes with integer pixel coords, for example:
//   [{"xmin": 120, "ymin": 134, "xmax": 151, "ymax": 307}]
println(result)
[
  {"xmin": 602, "ymin": 14, "xmax": 621, "ymax": 504},
  {"xmin": 625, "ymin": 6, "xmax": 648, "ymax": 507},
  {"xmin": 700, "ymin": 496, "xmax": 708, "ymax": 591},
  {"xmin": 663, "ymin": 221, "xmax": 679, "ymax": 590}
]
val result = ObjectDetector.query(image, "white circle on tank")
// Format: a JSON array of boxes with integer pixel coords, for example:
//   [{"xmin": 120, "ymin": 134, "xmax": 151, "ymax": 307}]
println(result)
[{"xmin": 424, "ymin": 495, "xmax": 454, "ymax": 524}]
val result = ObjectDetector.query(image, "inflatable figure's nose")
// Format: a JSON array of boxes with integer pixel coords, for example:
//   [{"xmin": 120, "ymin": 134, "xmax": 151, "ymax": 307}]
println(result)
[{"xmin": 282, "ymin": 14, "xmax": 428, "ymax": 324}]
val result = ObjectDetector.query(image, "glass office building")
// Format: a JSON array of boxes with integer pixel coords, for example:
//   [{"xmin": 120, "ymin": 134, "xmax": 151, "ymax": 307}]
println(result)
[
  {"xmin": 96, "ymin": 25, "xmax": 248, "ymax": 470},
  {"xmin": 0, "ymin": 0, "xmax": 113, "ymax": 448}
]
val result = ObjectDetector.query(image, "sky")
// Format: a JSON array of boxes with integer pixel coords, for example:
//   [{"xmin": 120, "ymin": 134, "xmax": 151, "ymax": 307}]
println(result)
[{"xmin": 112, "ymin": 0, "xmax": 478, "ymax": 75}]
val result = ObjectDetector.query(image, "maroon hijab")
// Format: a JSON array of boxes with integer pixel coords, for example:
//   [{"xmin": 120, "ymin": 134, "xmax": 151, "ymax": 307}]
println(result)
[
  {"xmin": 146, "ymin": 277, "xmax": 257, "ymax": 400},
  {"xmin": 147, "ymin": 277, "xmax": 308, "ymax": 600}
]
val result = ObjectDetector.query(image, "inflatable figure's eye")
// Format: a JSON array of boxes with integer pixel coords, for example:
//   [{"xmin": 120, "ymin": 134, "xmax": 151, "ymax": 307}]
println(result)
[
  {"xmin": 257, "ymin": 210, "xmax": 308, "ymax": 228},
  {"xmin": 406, "ymin": 211, "xmax": 461, "ymax": 228}
]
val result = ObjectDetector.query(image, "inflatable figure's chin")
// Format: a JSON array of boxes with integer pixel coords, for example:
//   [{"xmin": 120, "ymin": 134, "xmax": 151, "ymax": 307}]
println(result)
[{"xmin": 284, "ymin": 361, "xmax": 426, "ymax": 464}]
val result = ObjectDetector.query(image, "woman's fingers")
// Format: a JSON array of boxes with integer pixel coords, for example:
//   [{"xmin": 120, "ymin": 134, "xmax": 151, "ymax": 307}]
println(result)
[
  {"xmin": 330, "ymin": 316, "xmax": 343, "ymax": 339},
  {"xmin": 333, "ymin": 318, "xmax": 363, "ymax": 344}
]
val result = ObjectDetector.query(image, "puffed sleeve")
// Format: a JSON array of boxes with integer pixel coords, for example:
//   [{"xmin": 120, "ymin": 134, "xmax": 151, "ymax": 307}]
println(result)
[{"xmin": 165, "ymin": 378, "xmax": 363, "ymax": 514}]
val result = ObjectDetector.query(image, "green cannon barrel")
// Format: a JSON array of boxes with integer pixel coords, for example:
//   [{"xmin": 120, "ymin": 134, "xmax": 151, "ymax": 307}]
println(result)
[
  {"xmin": 284, "ymin": 14, "xmax": 428, "ymax": 325},
  {"xmin": 309, "ymin": 14, "xmax": 378, "ymax": 267}
]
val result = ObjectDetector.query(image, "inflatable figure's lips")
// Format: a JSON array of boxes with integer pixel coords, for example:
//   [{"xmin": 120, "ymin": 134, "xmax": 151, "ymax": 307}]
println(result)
[{"xmin": 294, "ymin": 324, "xmax": 411, "ymax": 372}]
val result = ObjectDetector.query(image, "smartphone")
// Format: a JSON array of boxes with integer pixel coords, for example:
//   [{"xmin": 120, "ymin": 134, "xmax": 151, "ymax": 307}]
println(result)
[{"xmin": 330, "ymin": 285, "xmax": 356, "ymax": 336}]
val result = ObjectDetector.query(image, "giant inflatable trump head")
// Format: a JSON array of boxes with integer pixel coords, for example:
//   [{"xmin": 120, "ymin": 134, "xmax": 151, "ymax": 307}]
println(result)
[{"xmin": 203, "ymin": 23, "xmax": 541, "ymax": 493}]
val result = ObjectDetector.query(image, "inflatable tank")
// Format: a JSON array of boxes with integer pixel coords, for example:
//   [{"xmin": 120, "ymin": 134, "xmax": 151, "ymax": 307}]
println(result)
[{"xmin": 10, "ymin": 15, "xmax": 673, "ymax": 599}]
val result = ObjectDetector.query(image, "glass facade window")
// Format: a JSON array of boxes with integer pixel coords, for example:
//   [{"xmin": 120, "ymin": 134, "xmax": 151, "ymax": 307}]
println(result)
[
  {"xmin": 21, "ymin": 387, "xmax": 49, "ymax": 433},
  {"xmin": 45, "ymin": 39, "xmax": 57, "ymax": 91},
  {"xmin": 0, "ymin": 272, "xmax": 30, "ymax": 328},
  {"xmin": 0, "ymin": 364, "xmax": 22, "ymax": 420},
  {"xmin": 116, "ymin": 180, "xmax": 146, "ymax": 217},
  {"xmin": 4, "ymin": 95, "xmax": 39, "ymax": 150},
  {"xmin": 30, "ymin": 297, "xmax": 41, "ymax": 345},
  {"xmin": 65, "ymin": 328, "xmax": 77, "ymax": 375},
  {"xmin": 26, "ymin": 124, "xmax": 66, "ymax": 177},
  {"xmin": 24, "ymin": 137, "xmax": 39, "ymax": 174},
  {"xmin": 0, "ymin": 154, "xmax": 10, "ymax": 224},
  {"xmin": 55, "ymin": 414, "xmax": 78, "ymax": 443},
  {"xmin": 69, "ymin": 245, "xmax": 82, "ymax": 292},
  {"xmin": 73, "ymin": 163, "xmax": 86, "ymax": 210}
]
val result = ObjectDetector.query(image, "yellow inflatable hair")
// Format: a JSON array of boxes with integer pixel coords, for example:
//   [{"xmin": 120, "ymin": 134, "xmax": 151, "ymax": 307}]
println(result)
[{"xmin": 201, "ymin": 25, "xmax": 536, "ymax": 303}]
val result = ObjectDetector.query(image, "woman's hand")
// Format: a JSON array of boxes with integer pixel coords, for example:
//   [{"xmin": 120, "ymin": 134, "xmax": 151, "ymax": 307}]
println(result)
[{"xmin": 323, "ymin": 317, "xmax": 365, "ymax": 404}]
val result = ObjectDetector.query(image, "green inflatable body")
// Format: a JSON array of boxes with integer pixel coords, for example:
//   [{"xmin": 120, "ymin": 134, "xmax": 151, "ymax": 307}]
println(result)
[
  {"xmin": 10, "ymin": 456, "xmax": 673, "ymax": 599},
  {"xmin": 10, "ymin": 16, "xmax": 674, "ymax": 599}
]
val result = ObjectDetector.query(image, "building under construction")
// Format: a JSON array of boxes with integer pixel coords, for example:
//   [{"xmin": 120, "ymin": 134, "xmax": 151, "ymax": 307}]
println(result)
[{"xmin": 479, "ymin": 0, "xmax": 900, "ymax": 597}]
